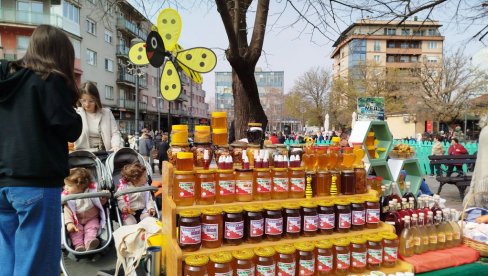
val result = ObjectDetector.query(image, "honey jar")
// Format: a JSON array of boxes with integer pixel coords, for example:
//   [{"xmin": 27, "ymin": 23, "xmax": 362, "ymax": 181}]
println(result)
[
  {"xmin": 315, "ymin": 240, "xmax": 333, "ymax": 275},
  {"xmin": 350, "ymin": 236, "xmax": 367, "ymax": 273},
  {"xmin": 300, "ymin": 200, "xmax": 318, "ymax": 237},
  {"xmin": 176, "ymin": 152, "xmax": 194, "ymax": 171},
  {"xmin": 184, "ymin": 255, "xmax": 208, "ymax": 276},
  {"xmin": 211, "ymin": 111, "xmax": 227, "ymax": 129},
  {"xmin": 194, "ymin": 125, "xmax": 211, "ymax": 144},
  {"xmin": 235, "ymin": 169, "xmax": 253, "ymax": 202},
  {"xmin": 201, "ymin": 207, "xmax": 223, "ymax": 249},
  {"xmin": 333, "ymin": 238, "xmax": 351, "ymax": 276},
  {"xmin": 366, "ymin": 234, "xmax": 383, "ymax": 270},
  {"xmin": 209, "ymin": 252, "xmax": 232, "ymax": 275},
  {"xmin": 271, "ymin": 168, "xmax": 289, "ymax": 200},
  {"xmin": 223, "ymin": 206, "xmax": 244, "ymax": 245},
  {"xmin": 171, "ymin": 124, "xmax": 189, "ymax": 144},
  {"xmin": 253, "ymin": 168, "xmax": 271, "ymax": 201},
  {"xmin": 295, "ymin": 242, "xmax": 316, "ymax": 276},
  {"xmin": 212, "ymin": 128, "xmax": 228, "ymax": 146},
  {"xmin": 275, "ymin": 244, "xmax": 296, "ymax": 276},
  {"xmin": 264, "ymin": 203, "xmax": 283, "ymax": 241},
  {"xmin": 244, "ymin": 205, "xmax": 264, "ymax": 243},
  {"xmin": 178, "ymin": 210, "xmax": 201, "ymax": 252},
  {"xmin": 232, "ymin": 249, "xmax": 255, "ymax": 275},
  {"xmin": 195, "ymin": 170, "xmax": 215, "ymax": 205},
  {"xmin": 216, "ymin": 169, "xmax": 235, "ymax": 203},
  {"xmin": 254, "ymin": 247, "xmax": 276, "ymax": 276},
  {"xmin": 289, "ymin": 167, "xmax": 306, "ymax": 198},
  {"xmin": 173, "ymin": 170, "xmax": 196, "ymax": 206}
]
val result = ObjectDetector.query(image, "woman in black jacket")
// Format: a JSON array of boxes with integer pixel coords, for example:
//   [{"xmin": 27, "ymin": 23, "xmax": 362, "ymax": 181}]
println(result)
[{"xmin": 0, "ymin": 25, "xmax": 82, "ymax": 276}]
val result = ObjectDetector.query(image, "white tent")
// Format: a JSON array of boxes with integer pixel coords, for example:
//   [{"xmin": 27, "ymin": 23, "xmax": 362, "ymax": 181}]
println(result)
[
  {"xmin": 324, "ymin": 113, "xmax": 330, "ymax": 132},
  {"xmin": 351, "ymin": 111, "xmax": 357, "ymax": 128}
]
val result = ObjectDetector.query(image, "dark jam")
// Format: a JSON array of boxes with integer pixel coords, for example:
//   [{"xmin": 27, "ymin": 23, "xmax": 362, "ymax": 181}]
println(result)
[
  {"xmin": 335, "ymin": 200, "xmax": 351, "ymax": 233},
  {"xmin": 178, "ymin": 210, "xmax": 202, "ymax": 252},
  {"xmin": 244, "ymin": 205, "xmax": 264, "ymax": 243},
  {"xmin": 223, "ymin": 206, "xmax": 244, "ymax": 246},
  {"xmin": 317, "ymin": 201, "xmax": 335, "ymax": 235},
  {"xmin": 283, "ymin": 203, "xmax": 301, "ymax": 238},
  {"xmin": 351, "ymin": 199, "xmax": 366, "ymax": 231},
  {"xmin": 264, "ymin": 204, "xmax": 283, "ymax": 241},
  {"xmin": 300, "ymin": 201, "xmax": 318, "ymax": 237}
]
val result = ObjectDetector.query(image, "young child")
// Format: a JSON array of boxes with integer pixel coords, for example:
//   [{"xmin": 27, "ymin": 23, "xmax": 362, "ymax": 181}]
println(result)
[
  {"xmin": 63, "ymin": 168, "xmax": 106, "ymax": 252},
  {"xmin": 117, "ymin": 162, "xmax": 156, "ymax": 225}
]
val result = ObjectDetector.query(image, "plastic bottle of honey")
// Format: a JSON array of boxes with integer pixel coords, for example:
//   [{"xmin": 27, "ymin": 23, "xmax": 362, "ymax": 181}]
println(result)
[
  {"xmin": 289, "ymin": 167, "xmax": 306, "ymax": 198},
  {"xmin": 254, "ymin": 247, "xmax": 276, "ymax": 276},
  {"xmin": 195, "ymin": 169, "xmax": 215, "ymax": 205},
  {"xmin": 232, "ymin": 249, "xmax": 255, "ymax": 275},
  {"xmin": 209, "ymin": 252, "xmax": 233, "ymax": 275},
  {"xmin": 317, "ymin": 147, "xmax": 329, "ymax": 171},
  {"xmin": 349, "ymin": 236, "xmax": 367, "ymax": 273},
  {"xmin": 184, "ymin": 255, "xmax": 209, "ymax": 276},
  {"xmin": 333, "ymin": 238, "xmax": 351, "ymax": 276},
  {"xmin": 275, "ymin": 244, "xmax": 296, "ymax": 276},
  {"xmin": 253, "ymin": 168, "xmax": 272, "ymax": 201},
  {"xmin": 201, "ymin": 207, "xmax": 223, "ymax": 249},
  {"xmin": 216, "ymin": 169, "xmax": 235, "ymax": 203},
  {"xmin": 271, "ymin": 168, "xmax": 289, "ymax": 199},
  {"xmin": 235, "ymin": 169, "xmax": 253, "ymax": 202},
  {"xmin": 176, "ymin": 152, "xmax": 194, "ymax": 171},
  {"xmin": 295, "ymin": 242, "xmax": 316, "ymax": 276},
  {"xmin": 211, "ymin": 111, "xmax": 227, "ymax": 129},
  {"xmin": 173, "ymin": 170, "xmax": 196, "ymax": 206},
  {"xmin": 315, "ymin": 240, "xmax": 334, "ymax": 275}
]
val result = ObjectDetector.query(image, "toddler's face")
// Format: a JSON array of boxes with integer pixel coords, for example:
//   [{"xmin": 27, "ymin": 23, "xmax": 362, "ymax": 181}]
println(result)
[
  {"xmin": 65, "ymin": 184, "xmax": 84, "ymax": 194},
  {"xmin": 133, "ymin": 174, "xmax": 147, "ymax": 187}
]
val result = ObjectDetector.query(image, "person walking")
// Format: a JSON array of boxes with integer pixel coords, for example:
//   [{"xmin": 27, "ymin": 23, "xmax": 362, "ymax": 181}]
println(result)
[
  {"xmin": 429, "ymin": 136, "xmax": 445, "ymax": 176},
  {"xmin": 157, "ymin": 133, "xmax": 170, "ymax": 174},
  {"xmin": 0, "ymin": 25, "xmax": 82, "ymax": 276},
  {"xmin": 138, "ymin": 129, "xmax": 153, "ymax": 162}
]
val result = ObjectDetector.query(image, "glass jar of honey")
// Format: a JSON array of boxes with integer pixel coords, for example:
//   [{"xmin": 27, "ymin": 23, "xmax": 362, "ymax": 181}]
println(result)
[
  {"xmin": 254, "ymin": 247, "xmax": 276, "ymax": 276},
  {"xmin": 201, "ymin": 207, "xmax": 223, "ymax": 249},
  {"xmin": 232, "ymin": 249, "xmax": 255, "ymax": 275},
  {"xmin": 235, "ymin": 169, "xmax": 253, "ymax": 202},
  {"xmin": 365, "ymin": 131, "xmax": 375, "ymax": 147},
  {"xmin": 209, "ymin": 252, "xmax": 232, "ymax": 275},
  {"xmin": 283, "ymin": 203, "xmax": 301, "ymax": 238},
  {"xmin": 253, "ymin": 168, "xmax": 271, "ymax": 201},
  {"xmin": 333, "ymin": 238, "xmax": 351, "ymax": 276},
  {"xmin": 264, "ymin": 203, "xmax": 283, "ymax": 241},
  {"xmin": 365, "ymin": 196, "xmax": 381, "ymax": 229},
  {"xmin": 244, "ymin": 205, "xmax": 264, "ymax": 243},
  {"xmin": 196, "ymin": 170, "xmax": 215, "ymax": 205},
  {"xmin": 300, "ymin": 200, "xmax": 318, "ymax": 237},
  {"xmin": 178, "ymin": 210, "xmax": 201, "ymax": 252},
  {"xmin": 184, "ymin": 255, "xmax": 209, "ymax": 276},
  {"xmin": 247, "ymin": 144, "xmax": 261, "ymax": 167},
  {"xmin": 212, "ymin": 128, "xmax": 228, "ymax": 146},
  {"xmin": 171, "ymin": 125, "xmax": 189, "ymax": 144},
  {"xmin": 176, "ymin": 152, "xmax": 194, "ymax": 171},
  {"xmin": 335, "ymin": 200, "xmax": 351, "ymax": 233},
  {"xmin": 275, "ymin": 244, "xmax": 296, "ymax": 276},
  {"xmin": 380, "ymin": 232, "xmax": 399, "ymax": 268},
  {"xmin": 342, "ymin": 147, "xmax": 355, "ymax": 170},
  {"xmin": 329, "ymin": 170, "xmax": 341, "ymax": 195},
  {"xmin": 230, "ymin": 143, "xmax": 247, "ymax": 169},
  {"xmin": 317, "ymin": 200, "xmax": 335, "ymax": 234},
  {"xmin": 295, "ymin": 242, "xmax": 316, "ymax": 276},
  {"xmin": 354, "ymin": 167, "xmax": 367, "ymax": 194},
  {"xmin": 366, "ymin": 234, "xmax": 383, "ymax": 270},
  {"xmin": 350, "ymin": 236, "xmax": 367, "ymax": 273},
  {"xmin": 223, "ymin": 206, "xmax": 244, "ymax": 245},
  {"xmin": 316, "ymin": 171, "xmax": 331, "ymax": 196},
  {"xmin": 289, "ymin": 167, "xmax": 306, "ymax": 198},
  {"xmin": 211, "ymin": 111, "xmax": 227, "ymax": 129},
  {"xmin": 191, "ymin": 143, "xmax": 213, "ymax": 169},
  {"xmin": 315, "ymin": 240, "xmax": 333, "ymax": 275},
  {"xmin": 264, "ymin": 144, "xmax": 277, "ymax": 167},
  {"xmin": 341, "ymin": 170, "xmax": 355, "ymax": 195},
  {"xmin": 247, "ymin": 123, "xmax": 264, "ymax": 145},
  {"xmin": 351, "ymin": 198, "xmax": 366, "ymax": 231},
  {"xmin": 216, "ymin": 169, "xmax": 235, "ymax": 203},
  {"xmin": 272, "ymin": 168, "xmax": 289, "ymax": 199},
  {"xmin": 173, "ymin": 170, "xmax": 196, "ymax": 206},
  {"xmin": 194, "ymin": 125, "xmax": 211, "ymax": 144}
]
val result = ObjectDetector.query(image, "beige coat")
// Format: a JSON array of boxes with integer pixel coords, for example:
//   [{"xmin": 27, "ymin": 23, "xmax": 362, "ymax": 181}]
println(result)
[
  {"xmin": 431, "ymin": 141, "xmax": 445, "ymax": 155},
  {"xmin": 74, "ymin": 107, "xmax": 122, "ymax": 151}
]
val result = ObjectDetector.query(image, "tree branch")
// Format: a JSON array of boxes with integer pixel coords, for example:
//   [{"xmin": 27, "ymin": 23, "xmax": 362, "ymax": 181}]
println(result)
[
  {"xmin": 249, "ymin": 0, "xmax": 271, "ymax": 63},
  {"xmin": 215, "ymin": 0, "xmax": 239, "ymax": 56}
]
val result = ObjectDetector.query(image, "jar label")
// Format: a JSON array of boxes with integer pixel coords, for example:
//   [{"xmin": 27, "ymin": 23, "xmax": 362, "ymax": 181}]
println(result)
[
  {"xmin": 384, "ymin": 246, "xmax": 398, "ymax": 262},
  {"xmin": 256, "ymin": 178, "xmax": 271, "ymax": 193},
  {"xmin": 352, "ymin": 210, "xmax": 365, "ymax": 225},
  {"xmin": 237, "ymin": 268, "xmax": 254, "ymax": 276},
  {"xmin": 178, "ymin": 182, "xmax": 195, "ymax": 198},
  {"xmin": 290, "ymin": 177, "xmax": 305, "ymax": 192},
  {"xmin": 218, "ymin": 180, "xmax": 235, "ymax": 196},
  {"xmin": 352, "ymin": 251, "xmax": 367, "ymax": 268},
  {"xmin": 319, "ymin": 213, "xmax": 335, "ymax": 230},
  {"xmin": 250, "ymin": 219, "xmax": 264, "ymax": 237},
  {"xmin": 200, "ymin": 181, "xmax": 216, "ymax": 198},
  {"xmin": 277, "ymin": 261, "xmax": 296, "ymax": 276},
  {"xmin": 366, "ymin": 208, "xmax": 380, "ymax": 223},
  {"xmin": 406, "ymin": 238, "xmax": 414, "ymax": 249},
  {"xmin": 414, "ymin": 236, "xmax": 421, "ymax": 246},
  {"xmin": 317, "ymin": 255, "xmax": 333, "ymax": 272},
  {"xmin": 179, "ymin": 225, "xmax": 201, "ymax": 245},
  {"xmin": 286, "ymin": 216, "xmax": 301, "ymax": 233},
  {"xmin": 273, "ymin": 177, "xmax": 289, "ymax": 193},
  {"xmin": 429, "ymin": 234, "xmax": 438, "ymax": 244},
  {"xmin": 304, "ymin": 215, "xmax": 318, "ymax": 231},
  {"xmin": 224, "ymin": 221, "xmax": 244, "ymax": 240},
  {"xmin": 256, "ymin": 264, "xmax": 275, "ymax": 276},
  {"xmin": 438, "ymin": 233, "xmax": 446, "ymax": 243},
  {"xmin": 446, "ymin": 232, "xmax": 453, "ymax": 241},
  {"xmin": 367, "ymin": 248, "xmax": 382, "ymax": 265},
  {"xmin": 236, "ymin": 180, "xmax": 253, "ymax": 195},
  {"xmin": 201, "ymin": 223, "xmax": 218, "ymax": 242},
  {"xmin": 265, "ymin": 217, "xmax": 283, "ymax": 235},
  {"xmin": 298, "ymin": 259, "xmax": 315, "ymax": 275},
  {"xmin": 338, "ymin": 213, "xmax": 351, "ymax": 229},
  {"xmin": 215, "ymin": 272, "xmax": 232, "ymax": 276},
  {"xmin": 336, "ymin": 253, "xmax": 350, "ymax": 269}
]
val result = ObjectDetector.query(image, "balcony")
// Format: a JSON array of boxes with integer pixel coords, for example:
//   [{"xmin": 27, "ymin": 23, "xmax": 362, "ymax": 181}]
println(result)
[
  {"xmin": 176, "ymin": 93, "xmax": 190, "ymax": 102},
  {"xmin": 116, "ymin": 17, "xmax": 147, "ymax": 40},
  {"xmin": 172, "ymin": 109, "xmax": 189, "ymax": 116},
  {"xmin": 385, "ymin": 48, "xmax": 422, "ymax": 55},
  {"xmin": 117, "ymin": 72, "xmax": 148, "ymax": 87},
  {"xmin": 0, "ymin": 9, "xmax": 63, "ymax": 28},
  {"xmin": 119, "ymin": 99, "xmax": 135, "ymax": 110},
  {"xmin": 116, "ymin": 44, "xmax": 130, "ymax": 57},
  {"xmin": 386, "ymin": 62, "xmax": 417, "ymax": 68}
]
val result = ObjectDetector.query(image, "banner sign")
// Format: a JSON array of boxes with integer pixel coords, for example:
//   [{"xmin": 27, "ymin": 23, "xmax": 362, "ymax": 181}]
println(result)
[{"xmin": 357, "ymin": 97, "xmax": 385, "ymax": 121}]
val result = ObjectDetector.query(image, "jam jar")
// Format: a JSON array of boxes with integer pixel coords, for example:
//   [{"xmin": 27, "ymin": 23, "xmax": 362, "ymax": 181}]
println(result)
[
  {"xmin": 315, "ymin": 240, "xmax": 333, "ymax": 275},
  {"xmin": 209, "ymin": 252, "xmax": 233, "ymax": 275},
  {"xmin": 275, "ymin": 244, "xmax": 296, "ymax": 276},
  {"xmin": 184, "ymin": 255, "xmax": 209, "ymax": 276},
  {"xmin": 350, "ymin": 236, "xmax": 367, "ymax": 274},
  {"xmin": 196, "ymin": 170, "xmax": 215, "ymax": 205},
  {"xmin": 300, "ymin": 200, "xmax": 318, "ymax": 237},
  {"xmin": 191, "ymin": 143, "xmax": 213, "ymax": 169},
  {"xmin": 317, "ymin": 200, "xmax": 335, "ymax": 235},
  {"xmin": 333, "ymin": 238, "xmax": 351, "ymax": 276},
  {"xmin": 283, "ymin": 203, "xmax": 301, "ymax": 238},
  {"xmin": 232, "ymin": 249, "xmax": 255, "ymax": 275},
  {"xmin": 380, "ymin": 232, "xmax": 399, "ymax": 268},
  {"xmin": 235, "ymin": 169, "xmax": 253, "ymax": 202},
  {"xmin": 223, "ymin": 206, "xmax": 244, "ymax": 246},
  {"xmin": 354, "ymin": 166, "xmax": 368, "ymax": 194},
  {"xmin": 263, "ymin": 203, "xmax": 283, "ymax": 241},
  {"xmin": 335, "ymin": 200, "xmax": 351, "ymax": 233},
  {"xmin": 173, "ymin": 170, "xmax": 196, "ymax": 206},
  {"xmin": 254, "ymin": 247, "xmax": 276, "ymax": 276},
  {"xmin": 216, "ymin": 169, "xmax": 235, "ymax": 203},
  {"xmin": 295, "ymin": 242, "xmax": 316, "ymax": 276},
  {"xmin": 341, "ymin": 170, "xmax": 355, "ymax": 195},
  {"xmin": 253, "ymin": 168, "xmax": 272, "ymax": 201},
  {"xmin": 271, "ymin": 168, "xmax": 289, "ymax": 199},
  {"xmin": 244, "ymin": 205, "xmax": 264, "ymax": 243},
  {"xmin": 351, "ymin": 198, "xmax": 366, "ymax": 231},
  {"xmin": 289, "ymin": 167, "xmax": 306, "ymax": 198},
  {"xmin": 365, "ymin": 196, "xmax": 381, "ymax": 229},
  {"xmin": 366, "ymin": 234, "xmax": 383, "ymax": 270},
  {"xmin": 247, "ymin": 122, "xmax": 264, "ymax": 145},
  {"xmin": 201, "ymin": 207, "xmax": 223, "ymax": 249},
  {"xmin": 178, "ymin": 210, "xmax": 201, "ymax": 252}
]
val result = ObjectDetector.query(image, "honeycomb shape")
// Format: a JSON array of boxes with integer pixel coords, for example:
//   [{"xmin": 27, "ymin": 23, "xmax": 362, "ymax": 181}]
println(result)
[
  {"xmin": 388, "ymin": 159, "xmax": 423, "ymax": 196},
  {"xmin": 349, "ymin": 121, "xmax": 393, "ymax": 162}
]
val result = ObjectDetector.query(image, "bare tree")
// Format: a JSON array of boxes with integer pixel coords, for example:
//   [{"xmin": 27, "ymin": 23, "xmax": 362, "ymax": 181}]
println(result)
[
  {"xmin": 283, "ymin": 91, "xmax": 313, "ymax": 127},
  {"xmin": 328, "ymin": 78, "xmax": 358, "ymax": 129}
]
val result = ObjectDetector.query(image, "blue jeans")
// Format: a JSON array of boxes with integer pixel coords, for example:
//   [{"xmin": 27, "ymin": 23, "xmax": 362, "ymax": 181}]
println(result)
[{"xmin": 0, "ymin": 187, "xmax": 62, "ymax": 276}]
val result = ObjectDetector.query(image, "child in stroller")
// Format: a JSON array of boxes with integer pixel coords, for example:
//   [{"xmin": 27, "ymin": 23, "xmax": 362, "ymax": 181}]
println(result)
[
  {"xmin": 117, "ymin": 162, "xmax": 156, "ymax": 225},
  {"xmin": 62, "ymin": 168, "xmax": 108, "ymax": 251}
]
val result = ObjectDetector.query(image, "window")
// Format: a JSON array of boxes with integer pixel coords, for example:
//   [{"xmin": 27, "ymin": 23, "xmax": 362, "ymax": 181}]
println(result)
[
  {"xmin": 104, "ymin": 86, "xmax": 113, "ymax": 99},
  {"xmin": 428, "ymin": 41, "xmax": 437, "ymax": 49},
  {"xmin": 400, "ymin": 42, "xmax": 409, "ymax": 49},
  {"xmin": 428, "ymin": 29, "xmax": 437, "ymax": 36},
  {"xmin": 374, "ymin": 41, "xmax": 381, "ymax": 51},
  {"xmin": 411, "ymin": 56, "xmax": 418, "ymax": 62},
  {"xmin": 151, "ymin": 98, "xmax": 156, "ymax": 107},
  {"xmin": 86, "ymin": 49, "xmax": 97, "ymax": 65},
  {"xmin": 385, "ymin": 28, "xmax": 396, "ymax": 35},
  {"xmin": 427, "ymin": 56, "xmax": 438, "ymax": 63},
  {"xmin": 387, "ymin": 41, "xmax": 396, "ymax": 48},
  {"xmin": 413, "ymin": 30, "xmax": 424, "ymax": 36},
  {"xmin": 373, "ymin": 55, "xmax": 380, "ymax": 62},
  {"xmin": 16, "ymin": 36, "xmax": 30, "ymax": 50},
  {"xmin": 104, "ymin": 58, "xmax": 113, "ymax": 72},
  {"xmin": 104, "ymin": 29, "xmax": 112, "ymax": 44},
  {"xmin": 401, "ymin": 29, "xmax": 410, "ymax": 36},
  {"xmin": 63, "ymin": 1, "xmax": 79, "ymax": 23},
  {"xmin": 142, "ymin": 96, "xmax": 148, "ymax": 104},
  {"xmin": 86, "ymin": 19, "xmax": 96, "ymax": 35},
  {"xmin": 400, "ymin": 56, "xmax": 409, "ymax": 63}
]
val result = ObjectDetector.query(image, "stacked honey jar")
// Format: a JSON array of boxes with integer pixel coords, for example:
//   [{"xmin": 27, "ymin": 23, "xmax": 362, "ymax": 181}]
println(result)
[{"xmin": 183, "ymin": 231, "xmax": 399, "ymax": 275}]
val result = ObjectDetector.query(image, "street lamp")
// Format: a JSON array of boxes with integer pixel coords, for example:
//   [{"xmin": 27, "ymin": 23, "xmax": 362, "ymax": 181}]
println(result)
[{"xmin": 130, "ymin": 37, "xmax": 144, "ymax": 136}]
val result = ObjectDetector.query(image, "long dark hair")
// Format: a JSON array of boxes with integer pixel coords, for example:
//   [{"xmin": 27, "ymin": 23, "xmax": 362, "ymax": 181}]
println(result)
[{"xmin": 79, "ymin": 81, "xmax": 103, "ymax": 112}]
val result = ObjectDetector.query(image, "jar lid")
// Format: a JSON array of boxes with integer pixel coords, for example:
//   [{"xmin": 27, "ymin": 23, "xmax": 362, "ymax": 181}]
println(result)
[
  {"xmin": 365, "ymin": 196, "xmax": 379, "ymax": 202},
  {"xmin": 248, "ymin": 122, "xmax": 262, "ymax": 127},
  {"xmin": 212, "ymin": 128, "xmax": 228, "ymax": 134},
  {"xmin": 243, "ymin": 205, "xmax": 263, "ymax": 212},
  {"xmin": 209, "ymin": 252, "xmax": 232, "ymax": 263},
  {"xmin": 223, "ymin": 206, "xmax": 243, "ymax": 214},
  {"xmin": 289, "ymin": 167, "xmax": 305, "ymax": 171},
  {"xmin": 230, "ymin": 142, "xmax": 247, "ymax": 148},
  {"xmin": 315, "ymin": 240, "xmax": 333, "ymax": 249},
  {"xmin": 331, "ymin": 137, "xmax": 340, "ymax": 142},
  {"xmin": 335, "ymin": 199, "xmax": 351, "ymax": 205},
  {"xmin": 177, "ymin": 152, "xmax": 193, "ymax": 159},
  {"xmin": 342, "ymin": 170, "xmax": 354, "ymax": 173},
  {"xmin": 196, "ymin": 169, "xmax": 214, "ymax": 174},
  {"xmin": 263, "ymin": 203, "xmax": 281, "ymax": 211},
  {"xmin": 211, "ymin": 111, "xmax": 227, "ymax": 118},
  {"xmin": 184, "ymin": 255, "xmax": 209, "ymax": 266},
  {"xmin": 232, "ymin": 249, "xmax": 254, "ymax": 260},
  {"xmin": 174, "ymin": 170, "xmax": 195, "ymax": 175},
  {"xmin": 351, "ymin": 198, "xmax": 365, "ymax": 204},
  {"xmin": 272, "ymin": 168, "xmax": 287, "ymax": 172},
  {"xmin": 317, "ymin": 200, "xmax": 334, "ymax": 207},
  {"xmin": 217, "ymin": 169, "xmax": 234, "ymax": 173},
  {"xmin": 179, "ymin": 210, "xmax": 201, "ymax": 218},
  {"xmin": 170, "ymin": 142, "xmax": 190, "ymax": 146},
  {"xmin": 366, "ymin": 234, "xmax": 383, "ymax": 242},
  {"xmin": 274, "ymin": 244, "xmax": 296, "ymax": 254},
  {"xmin": 350, "ymin": 236, "xmax": 367, "ymax": 244},
  {"xmin": 254, "ymin": 247, "xmax": 276, "ymax": 257},
  {"xmin": 333, "ymin": 238, "xmax": 350, "ymax": 247},
  {"xmin": 172, "ymin": 125, "xmax": 189, "ymax": 131},
  {"xmin": 367, "ymin": 132, "xmax": 375, "ymax": 136},
  {"xmin": 254, "ymin": 168, "xmax": 270, "ymax": 172},
  {"xmin": 282, "ymin": 203, "xmax": 300, "ymax": 209},
  {"xmin": 299, "ymin": 200, "xmax": 317, "ymax": 208},
  {"xmin": 195, "ymin": 125, "xmax": 210, "ymax": 132},
  {"xmin": 294, "ymin": 241, "xmax": 315, "ymax": 252},
  {"xmin": 379, "ymin": 232, "xmax": 398, "ymax": 240},
  {"xmin": 202, "ymin": 207, "xmax": 222, "ymax": 216},
  {"xmin": 217, "ymin": 144, "xmax": 230, "ymax": 148}
]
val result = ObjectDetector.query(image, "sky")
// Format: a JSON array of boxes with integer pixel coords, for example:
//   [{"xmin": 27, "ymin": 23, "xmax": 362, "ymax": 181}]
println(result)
[{"xmin": 130, "ymin": 1, "xmax": 488, "ymax": 104}]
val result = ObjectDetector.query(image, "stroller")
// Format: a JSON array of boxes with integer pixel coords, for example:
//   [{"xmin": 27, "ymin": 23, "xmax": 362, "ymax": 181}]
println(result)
[
  {"xmin": 105, "ymin": 148, "xmax": 159, "ymax": 226},
  {"xmin": 60, "ymin": 150, "xmax": 114, "ymax": 275}
]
